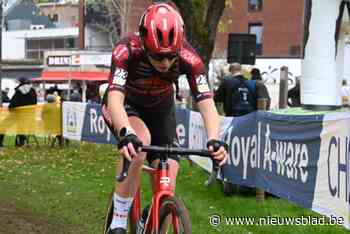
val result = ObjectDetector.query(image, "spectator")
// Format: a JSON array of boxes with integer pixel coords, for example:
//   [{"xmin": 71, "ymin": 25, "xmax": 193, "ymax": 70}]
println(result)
[
  {"xmin": 174, "ymin": 80, "xmax": 183, "ymax": 102},
  {"xmin": 99, "ymin": 83, "xmax": 109, "ymax": 104},
  {"xmin": 1, "ymin": 88, "xmax": 10, "ymax": 103},
  {"xmin": 70, "ymin": 89, "xmax": 82, "ymax": 102},
  {"xmin": 47, "ymin": 84, "xmax": 60, "ymax": 95},
  {"xmin": 214, "ymin": 63, "xmax": 270, "ymax": 195},
  {"xmin": 9, "ymin": 78, "xmax": 37, "ymax": 108},
  {"xmin": 0, "ymin": 135, "xmax": 4, "ymax": 148},
  {"xmin": 46, "ymin": 94, "xmax": 56, "ymax": 103},
  {"xmin": 287, "ymin": 77, "xmax": 301, "ymax": 107},
  {"xmin": 43, "ymin": 94, "xmax": 65, "ymax": 146},
  {"xmin": 214, "ymin": 63, "xmax": 271, "ymax": 117},
  {"xmin": 341, "ymin": 79, "xmax": 350, "ymax": 106},
  {"xmin": 0, "ymin": 88, "xmax": 10, "ymax": 147},
  {"xmin": 250, "ymin": 68, "xmax": 262, "ymax": 81},
  {"xmin": 5, "ymin": 87, "xmax": 10, "ymax": 95},
  {"xmin": 9, "ymin": 77, "xmax": 37, "ymax": 147}
]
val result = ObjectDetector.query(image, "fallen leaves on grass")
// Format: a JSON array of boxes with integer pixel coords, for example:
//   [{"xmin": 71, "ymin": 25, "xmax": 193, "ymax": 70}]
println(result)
[{"xmin": 14, "ymin": 160, "xmax": 24, "ymax": 165}]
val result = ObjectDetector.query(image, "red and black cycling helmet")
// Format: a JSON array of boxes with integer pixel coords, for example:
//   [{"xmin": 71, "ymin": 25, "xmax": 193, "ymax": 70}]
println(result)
[{"xmin": 139, "ymin": 3, "xmax": 184, "ymax": 55}]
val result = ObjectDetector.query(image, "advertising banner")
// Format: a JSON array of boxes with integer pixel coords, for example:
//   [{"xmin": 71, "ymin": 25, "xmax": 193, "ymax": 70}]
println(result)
[
  {"xmin": 312, "ymin": 112, "xmax": 350, "ymax": 228},
  {"xmin": 80, "ymin": 103, "xmax": 117, "ymax": 144},
  {"xmin": 61, "ymin": 102, "xmax": 350, "ymax": 229},
  {"xmin": 62, "ymin": 102, "xmax": 86, "ymax": 141},
  {"xmin": 254, "ymin": 112, "xmax": 323, "ymax": 208}
]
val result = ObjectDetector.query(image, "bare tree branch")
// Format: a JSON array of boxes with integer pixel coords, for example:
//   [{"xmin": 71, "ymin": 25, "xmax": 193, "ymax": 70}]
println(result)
[
  {"xmin": 86, "ymin": 0, "xmax": 134, "ymax": 46},
  {"xmin": 172, "ymin": 0, "xmax": 226, "ymax": 67}
]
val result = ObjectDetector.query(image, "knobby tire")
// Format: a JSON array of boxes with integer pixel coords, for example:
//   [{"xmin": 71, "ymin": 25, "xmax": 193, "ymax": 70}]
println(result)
[{"xmin": 157, "ymin": 197, "xmax": 191, "ymax": 234}]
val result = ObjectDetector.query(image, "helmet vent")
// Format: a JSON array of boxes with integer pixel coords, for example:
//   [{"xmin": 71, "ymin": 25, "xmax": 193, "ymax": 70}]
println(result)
[
  {"xmin": 156, "ymin": 28, "xmax": 164, "ymax": 47},
  {"xmin": 169, "ymin": 28, "xmax": 174, "ymax": 46}
]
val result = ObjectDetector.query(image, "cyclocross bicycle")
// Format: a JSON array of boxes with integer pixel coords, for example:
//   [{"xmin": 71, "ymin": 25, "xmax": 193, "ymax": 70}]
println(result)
[{"xmin": 103, "ymin": 145, "xmax": 219, "ymax": 234}]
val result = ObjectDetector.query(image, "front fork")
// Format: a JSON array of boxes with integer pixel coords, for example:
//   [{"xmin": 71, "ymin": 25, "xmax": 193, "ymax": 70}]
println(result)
[
  {"xmin": 148, "ymin": 161, "xmax": 174, "ymax": 234},
  {"xmin": 130, "ymin": 188, "xmax": 141, "ymax": 229}
]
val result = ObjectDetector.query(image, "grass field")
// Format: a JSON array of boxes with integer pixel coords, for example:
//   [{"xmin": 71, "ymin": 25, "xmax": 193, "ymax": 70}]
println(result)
[{"xmin": 0, "ymin": 138, "xmax": 348, "ymax": 234}]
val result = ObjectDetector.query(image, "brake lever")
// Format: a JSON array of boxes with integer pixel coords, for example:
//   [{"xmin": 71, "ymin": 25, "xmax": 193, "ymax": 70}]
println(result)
[
  {"xmin": 204, "ymin": 160, "xmax": 218, "ymax": 187},
  {"xmin": 116, "ymin": 157, "xmax": 131, "ymax": 182},
  {"xmin": 204, "ymin": 142, "xmax": 225, "ymax": 187}
]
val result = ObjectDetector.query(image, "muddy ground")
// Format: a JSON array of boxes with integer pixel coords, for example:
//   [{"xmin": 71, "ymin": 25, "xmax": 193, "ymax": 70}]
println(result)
[{"xmin": 0, "ymin": 201, "xmax": 78, "ymax": 234}]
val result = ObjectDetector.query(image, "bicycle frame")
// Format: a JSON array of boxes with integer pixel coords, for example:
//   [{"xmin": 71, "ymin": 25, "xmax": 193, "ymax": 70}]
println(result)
[
  {"xmin": 114, "ymin": 145, "xmax": 216, "ymax": 234},
  {"xmin": 131, "ymin": 158, "xmax": 177, "ymax": 234}
]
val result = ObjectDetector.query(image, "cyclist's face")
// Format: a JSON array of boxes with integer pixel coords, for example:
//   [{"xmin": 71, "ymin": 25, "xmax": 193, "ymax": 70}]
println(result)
[{"xmin": 148, "ymin": 53, "xmax": 177, "ymax": 73}]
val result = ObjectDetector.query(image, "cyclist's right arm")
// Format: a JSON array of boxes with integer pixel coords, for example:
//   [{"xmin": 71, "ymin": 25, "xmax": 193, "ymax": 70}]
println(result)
[
  {"xmin": 107, "ymin": 43, "xmax": 140, "ymax": 160},
  {"xmin": 108, "ymin": 91, "xmax": 139, "ymax": 161},
  {"xmin": 107, "ymin": 91, "xmax": 131, "ymax": 139}
]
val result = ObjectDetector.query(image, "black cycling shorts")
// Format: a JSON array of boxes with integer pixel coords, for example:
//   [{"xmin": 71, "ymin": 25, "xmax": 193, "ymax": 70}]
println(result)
[{"xmin": 102, "ymin": 99, "xmax": 179, "ymax": 164}]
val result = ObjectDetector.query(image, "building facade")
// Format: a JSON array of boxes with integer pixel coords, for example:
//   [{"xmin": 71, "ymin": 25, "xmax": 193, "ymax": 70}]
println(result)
[
  {"xmin": 2, "ymin": 0, "xmax": 110, "ymax": 61},
  {"xmin": 213, "ymin": 0, "xmax": 304, "ymax": 58},
  {"xmin": 1, "ymin": 0, "xmax": 305, "ymax": 76},
  {"xmin": 126, "ymin": 0, "xmax": 304, "ymax": 59},
  {"xmin": 37, "ymin": 1, "xmax": 79, "ymax": 28},
  {"xmin": 1, "ymin": 0, "xmax": 110, "ymax": 80}
]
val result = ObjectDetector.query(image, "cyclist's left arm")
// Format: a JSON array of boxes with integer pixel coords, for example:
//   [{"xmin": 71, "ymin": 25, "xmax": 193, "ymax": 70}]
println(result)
[
  {"xmin": 197, "ymin": 99, "xmax": 228, "ymax": 166},
  {"xmin": 196, "ymin": 98, "xmax": 220, "ymax": 140},
  {"xmin": 180, "ymin": 44, "xmax": 227, "ymax": 165}
]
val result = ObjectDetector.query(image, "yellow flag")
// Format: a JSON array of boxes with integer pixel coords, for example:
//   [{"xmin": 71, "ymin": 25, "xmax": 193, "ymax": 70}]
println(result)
[{"xmin": 0, "ymin": 103, "xmax": 61, "ymax": 135}]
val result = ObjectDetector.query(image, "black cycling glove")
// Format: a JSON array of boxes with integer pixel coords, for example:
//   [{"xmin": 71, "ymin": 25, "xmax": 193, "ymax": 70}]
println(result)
[
  {"xmin": 206, "ymin": 139, "xmax": 228, "ymax": 152},
  {"xmin": 117, "ymin": 133, "xmax": 143, "ymax": 151},
  {"xmin": 207, "ymin": 139, "xmax": 228, "ymax": 169}
]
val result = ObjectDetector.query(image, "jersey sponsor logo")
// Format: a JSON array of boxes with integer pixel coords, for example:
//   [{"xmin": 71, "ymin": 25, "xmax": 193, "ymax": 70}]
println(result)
[
  {"xmin": 113, "ymin": 45, "xmax": 129, "ymax": 60},
  {"xmin": 196, "ymin": 74, "xmax": 210, "ymax": 93},
  {"xmin": 112, "ymin": 68, "xmax": 128, "ymax": 86},
  {"xmin": 160, "ymin": 176, "xmax": 170, "ymax": 186},
  {"xmin": 180, "ymin": 48, "xmax": 201, "ymax": 65}
]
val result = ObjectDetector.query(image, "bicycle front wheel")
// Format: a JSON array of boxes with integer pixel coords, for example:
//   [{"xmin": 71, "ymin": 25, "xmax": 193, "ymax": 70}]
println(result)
[{"xmin": 158, "ymin": 197, "xmax": 191, "ymax": 234}]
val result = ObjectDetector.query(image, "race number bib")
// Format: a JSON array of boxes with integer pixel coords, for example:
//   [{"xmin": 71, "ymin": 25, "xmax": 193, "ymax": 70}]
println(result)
[
  {"xmin": 112, "ymin": 68, "xmax": 128, "ymax": 86},
  {"xmin": 196, "ymin": 74, "xmax": 210, "ymax": 93}
]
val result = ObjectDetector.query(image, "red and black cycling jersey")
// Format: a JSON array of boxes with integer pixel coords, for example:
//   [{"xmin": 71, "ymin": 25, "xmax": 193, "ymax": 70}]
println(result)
[{"xmin": 108, "ymin": 33, "xmax": 213, "ymax": 110}]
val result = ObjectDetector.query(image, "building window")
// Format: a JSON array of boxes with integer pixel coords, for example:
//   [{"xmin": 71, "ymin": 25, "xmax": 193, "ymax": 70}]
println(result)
[
  {"xmin": 53, "ymin": 14, "xmax": 59, "ymax": 22},
  {"xmin": 65, "ymin": 38, "xmax": 75, "ymax": 48},
  {"xmin": 249, "ymin": 23, "xmax": 263, "ymax": 55},
  {"xmin": 25, "ymin": 38, "xmax": 77, "ymax": 60},
  {"xmin": 50, "ymin": 14, "xmax": 59, "ymax": 22},
  {"xmin": 248, "ymin": 0, "xmax": 263, "ymax": 11},
  {"xmin": 71, "ymin": 16, "xmax": 78, "ymax": 26},
  {"xmin": 289, "ymin": 45, "xmax": 301, "ymax": 56}
]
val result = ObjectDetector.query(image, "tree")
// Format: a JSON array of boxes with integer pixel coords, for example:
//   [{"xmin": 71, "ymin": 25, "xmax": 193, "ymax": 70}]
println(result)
[
  {"xmin": 87, "ymin": 0, "xmax": 227, "ymax": 68},
  {"xmin": 109, "ymin": 0, "xmax": 133, "ymax": 37},
  {"xmin": 86, "ymin": 0, "xmax": 134, "ymax": 47},
  {"xmin": 0, "ymin": 0, "xmax": 3, "ymax": 106},
  {"xmin": 34, "ymin": 0, "xmax": 51, "ymax": 3},
  {"xmin": 169, "ymin": 0, "xmax": 226, "ymax": 67}
]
